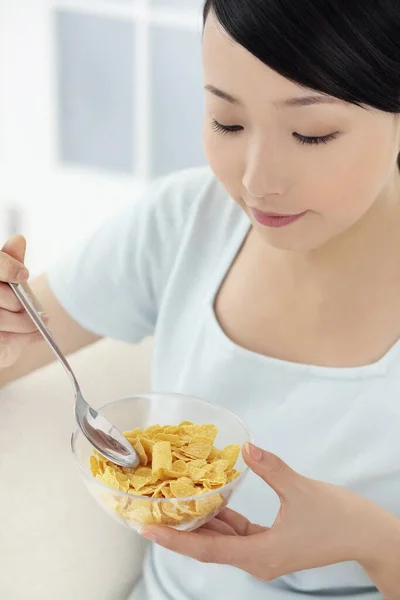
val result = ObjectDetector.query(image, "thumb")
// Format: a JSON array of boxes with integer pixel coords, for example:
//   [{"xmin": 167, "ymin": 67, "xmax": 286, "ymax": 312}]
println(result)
[
  {"xmin": 2, "ymin": 235, "xmax": 27, "ymax": 264},
  {"xmin": 243, "ymin": 443, "xmax": 299, "ymax": 499}
]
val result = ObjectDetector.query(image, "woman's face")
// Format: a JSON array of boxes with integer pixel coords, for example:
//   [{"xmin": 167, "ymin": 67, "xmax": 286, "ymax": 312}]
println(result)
[{"xmin": 202, "ymin": 14, "xmax": 400, "ymax": 252}]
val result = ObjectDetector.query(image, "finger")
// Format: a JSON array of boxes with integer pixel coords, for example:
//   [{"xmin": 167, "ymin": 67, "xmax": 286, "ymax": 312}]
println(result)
[
  {"xmin": 2, "ymin": 235, "xmax": 27, "ymax": 262},
  {"xmin": 0, "ymin": 309, "xmax": 41, "ymax": 334},
  {"xmin": 0, "ymin": 330, "xmax": 44, "ymax": 347},
  {"xmin": 0, "ymin": 252, "xmax": 29, "ymax": 283},
  {"xmin": 2, "ymin": 235, "xmax": 29, "ymax": 281},
  {"xmin": 197, "ymin": 529, "xmax": 221, "ymax": 537},
  {"xmin": 2, "ymin": 235, "xmax": 27, "ymax": 264},
  {"xmin": 0, "ymin": 282, "xmax": 26, "ymax": 312},
  {"xmin": 214, "ymin": 508, "xmax": 250, "ymax": 535},
  {"xmin": 201, "ymin": 518, "xmax": 238, "ymax": 536},
  {"xmin": 243, "ymin": 443, "xmax": 300, "ymax": 499},
  {"xmin": 141, "ymin": 526, "xmax": 248, "ymax": 565},
  {"xmin": 216, "ymin": 508, "xmax": 267, "ymax": 536}
]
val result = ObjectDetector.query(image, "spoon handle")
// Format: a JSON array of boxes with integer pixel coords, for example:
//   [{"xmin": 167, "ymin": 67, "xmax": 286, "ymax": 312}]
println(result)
[{"xmin": 9, "ymin": 282, "xmax": 81, "ymax": 396}]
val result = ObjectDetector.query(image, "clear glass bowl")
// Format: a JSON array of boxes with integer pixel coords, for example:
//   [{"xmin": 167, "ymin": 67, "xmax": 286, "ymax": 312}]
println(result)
[{"xmin": 71, "ymin": 393, "xmax": 253, "ymax": 532}]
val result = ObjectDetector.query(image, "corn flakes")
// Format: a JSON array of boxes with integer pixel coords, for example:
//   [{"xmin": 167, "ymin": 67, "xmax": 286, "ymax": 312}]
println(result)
[{"xmin": 90, "ymin": 421, "xmax": 241, "ymax": 528}]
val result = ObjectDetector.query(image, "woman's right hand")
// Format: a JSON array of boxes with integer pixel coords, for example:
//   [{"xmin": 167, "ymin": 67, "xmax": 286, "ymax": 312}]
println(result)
[{"xmin": 0, "ymin": 235, "xmax": 47, "ymax": 369}]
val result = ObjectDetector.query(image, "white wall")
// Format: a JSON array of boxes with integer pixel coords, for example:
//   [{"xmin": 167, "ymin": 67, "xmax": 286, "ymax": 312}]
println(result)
[{"xmin": 0, "ymin": 0, "xmax": 205, "ymax": 275}]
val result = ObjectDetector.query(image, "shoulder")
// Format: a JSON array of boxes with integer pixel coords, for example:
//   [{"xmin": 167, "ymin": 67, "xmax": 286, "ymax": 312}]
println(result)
[
  {"xmin": 145, "ymin": 166, "xmax": 242, "ymax": 240},
  {"xmin": 147, "ymin": 166, "xmax": 228, "ymax": 218}
]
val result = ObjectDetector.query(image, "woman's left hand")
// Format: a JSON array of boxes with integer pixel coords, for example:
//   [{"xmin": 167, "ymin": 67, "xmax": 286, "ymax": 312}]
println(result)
[{"xmin": 141, "ymin": 443, "xmax": 391, "ymax": 581}]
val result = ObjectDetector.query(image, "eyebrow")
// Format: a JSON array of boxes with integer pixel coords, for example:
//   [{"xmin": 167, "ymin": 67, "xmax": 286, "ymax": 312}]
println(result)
[{"xmin": 205, "ymin": 84, "xmax": 341, "ymax": 108}]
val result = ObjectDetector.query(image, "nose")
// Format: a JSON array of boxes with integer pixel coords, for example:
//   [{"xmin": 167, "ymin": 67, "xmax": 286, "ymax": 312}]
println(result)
[
  {"xmin": 242, "ymin": 139, "xmax": 286, "ymax": 199},
  {"xmin": 242, "ymin": 183, "xmax": 265, "ymax": 199}
]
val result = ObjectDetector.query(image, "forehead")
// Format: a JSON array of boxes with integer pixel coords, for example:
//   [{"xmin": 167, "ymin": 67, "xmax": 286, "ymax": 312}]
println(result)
[
  {"xmin": 202, "ymin": 14, "xmax": 303, "ymax": 98},
  {"xmin": 202, "ymin": 13, "xmax": 350, "ymax": 113}
]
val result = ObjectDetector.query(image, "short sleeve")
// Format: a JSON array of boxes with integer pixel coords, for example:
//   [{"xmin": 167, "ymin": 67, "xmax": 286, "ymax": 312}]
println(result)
[{"xmin": 46, "ymin": 168, "xmax": 210, "ymax": 343}]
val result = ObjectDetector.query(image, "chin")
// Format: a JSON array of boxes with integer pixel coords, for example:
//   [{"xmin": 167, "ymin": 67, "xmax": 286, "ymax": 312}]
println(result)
[{"xmin": 253, "ymin": 223, "xmax": 334, "ymax": 253}]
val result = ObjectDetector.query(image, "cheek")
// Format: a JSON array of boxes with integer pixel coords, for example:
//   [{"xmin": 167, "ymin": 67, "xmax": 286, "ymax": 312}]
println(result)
[
  {"xmin": 203, "ymin": 124, "xmax": 244, "ymax": 191},
  {"xmin": 303, "ymin": 133, "xmax": 395, "ymax": 220}
]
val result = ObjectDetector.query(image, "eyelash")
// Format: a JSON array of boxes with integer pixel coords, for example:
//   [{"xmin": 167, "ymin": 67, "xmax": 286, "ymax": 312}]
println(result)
[
  {"xmin": 211, "ymin": 119, "xmax": 339, "ymax": 146},
  {"xmin": 295, "ymin": 133, "xmax": 338, "ymax": 146},
  {"xmin": 211, "ymin": 120, "xmax": 243, "ymax": 136}
]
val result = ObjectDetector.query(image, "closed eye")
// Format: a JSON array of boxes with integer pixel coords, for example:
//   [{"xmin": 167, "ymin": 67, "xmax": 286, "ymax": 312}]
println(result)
[
  {"xmin": 211, "ymin": 119, "xmax": 243, "ymax": 135},
  {"xmin": 294, "ymin": 132, "xmax": 339, "ymax": 146},
  {"xmin": 211, "ymin": 119, "xmax": 340, "ymax": 146}
]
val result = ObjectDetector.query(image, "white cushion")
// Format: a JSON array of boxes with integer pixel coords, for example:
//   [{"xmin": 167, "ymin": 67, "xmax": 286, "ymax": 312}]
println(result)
[{"xmin": 0, "ymin": 337, "xmax": 152, "ymax": 600}]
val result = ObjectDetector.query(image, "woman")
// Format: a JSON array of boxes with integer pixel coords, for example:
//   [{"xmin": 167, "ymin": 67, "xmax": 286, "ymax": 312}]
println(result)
[{"xmin": 1, "ymin": 1, "xmax": 400, "ymax": 598}]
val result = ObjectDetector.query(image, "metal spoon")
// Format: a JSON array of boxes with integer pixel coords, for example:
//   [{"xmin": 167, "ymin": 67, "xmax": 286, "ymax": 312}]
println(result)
[{"xmin": 9, "ymin": 282, "xmax": 140, "ymax": 468}]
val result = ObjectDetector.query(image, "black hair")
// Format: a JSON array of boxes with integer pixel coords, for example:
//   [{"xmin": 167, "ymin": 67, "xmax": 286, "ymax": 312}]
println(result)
[{"xmin": 203, "ymin": 0, "xmax": 400, "ymax": 167}]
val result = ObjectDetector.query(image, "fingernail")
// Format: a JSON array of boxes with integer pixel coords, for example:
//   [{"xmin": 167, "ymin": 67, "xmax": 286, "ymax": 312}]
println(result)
[
  {"xmin": 245, "ymin": 442, "xmax": 263, "ymax": 461},
  {"xmin": 40, "ymin": 313, "xmax": 49, "ymax": 323},
  {"xmin": 17, "ymin": 268, "xmax": 29, "ymax": 282},
  {"xmin": 141, "ymin": 528, "xmax": 158, "ymax": 542}
]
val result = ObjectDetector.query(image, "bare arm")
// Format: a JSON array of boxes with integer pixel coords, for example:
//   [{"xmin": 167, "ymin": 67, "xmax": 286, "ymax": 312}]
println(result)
[
  {"xmin": 360, "ymin": 513, "xmax": 400, "ymax": 599},
  {"xmin": 0, "ymin": 273, "xmax": 101, "ymax": 387}
]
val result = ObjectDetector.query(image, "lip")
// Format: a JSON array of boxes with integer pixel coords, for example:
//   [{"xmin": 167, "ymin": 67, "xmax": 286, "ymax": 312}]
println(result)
[{"xmin": 250, "ymin": 208, "xmax": 307, "ymax": 228}]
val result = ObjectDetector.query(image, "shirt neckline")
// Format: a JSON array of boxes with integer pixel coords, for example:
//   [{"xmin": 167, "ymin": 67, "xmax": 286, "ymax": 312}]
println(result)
[{"xmin": 206, "ymin": 208, "xmax": 400, "ymax": 380}]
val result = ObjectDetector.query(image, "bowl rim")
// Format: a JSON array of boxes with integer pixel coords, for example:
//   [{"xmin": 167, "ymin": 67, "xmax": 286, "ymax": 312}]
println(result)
[{"xmin": 71, "ymin": 392, "xmax": 254, "ymax": 503}]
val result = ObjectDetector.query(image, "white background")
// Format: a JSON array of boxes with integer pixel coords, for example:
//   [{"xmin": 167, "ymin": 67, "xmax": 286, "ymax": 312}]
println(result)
[{"xmin": 0, "ymin": 0, "xmax": 205, "ymax": 275}]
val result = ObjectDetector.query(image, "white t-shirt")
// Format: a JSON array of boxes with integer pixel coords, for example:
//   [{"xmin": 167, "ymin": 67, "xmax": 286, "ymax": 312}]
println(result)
[{"xmin": 47, "ymin": 167, "xmax": 400, "ymax": 600}]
